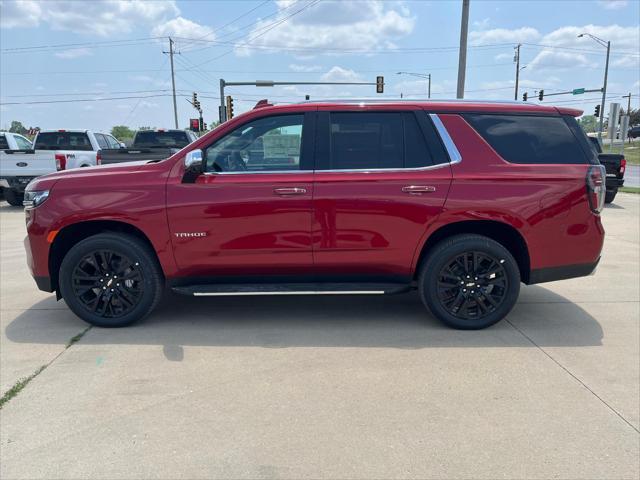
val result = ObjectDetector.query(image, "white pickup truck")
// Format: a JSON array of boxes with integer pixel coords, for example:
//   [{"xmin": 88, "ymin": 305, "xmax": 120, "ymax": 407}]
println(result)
[{"xmin": 0, "ymin": 129, "xmax": 109, "ymax": 206}]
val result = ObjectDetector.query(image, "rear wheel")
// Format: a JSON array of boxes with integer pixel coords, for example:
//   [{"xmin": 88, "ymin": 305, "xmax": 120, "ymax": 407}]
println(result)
[
  {"xmin": 4, "ymin": 189, "xmax": 24, "ymax": 207},
  {"xmin": 419, "ymin": 234, "xmax": 520, "ymax": 329},
  {"xmin": 59, "ymin": 234, "xmax": 163, "ymax": 327},
  {"xmin": 605, "ymin": 188, "xmax": 617, "ymax": 204}
]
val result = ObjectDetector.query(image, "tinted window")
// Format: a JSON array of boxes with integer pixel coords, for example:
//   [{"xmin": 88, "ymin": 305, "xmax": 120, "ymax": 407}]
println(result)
[
  {"xmin": 328, "ymin": 112, "xmax": 403, "ymax": 170},
  {"xmin": 464, "ymin": 114, "xmax": 590, "ymax": 164},
  {"xmin": 0, "ymin": 135, "xmax": 8, "ymax": 150},
  {"xmin": 204, "ymin": 115, "xmax": 304, "ymax": 173},
  {"xmin": 106, "ymin": 135, "xmax": 121, "ymax": 149},
  {"xmin": 404, "ymin": 113, "xmax": 434, "ymax": 168},
  {"xmin": 15, "ymin": 136, "xmax": 32, "ymax": 150},
  {"xmin": 133, "ymin": 131, "xmax": 190, "ymax": 148},
  {"xmin": 34, "ymin": 132, "xmax": 93, "ymax": 151},
  {"xmin": 95, "ymin": 133, "xmax": 109, "ymax": 149}
]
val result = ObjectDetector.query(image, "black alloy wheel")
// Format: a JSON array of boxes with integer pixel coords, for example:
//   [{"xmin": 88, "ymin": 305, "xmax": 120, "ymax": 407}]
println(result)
[
  {"xmin": 419, "ymin": 234, "xmax": 520, "ymax": 329},
  {"xmin": 59, "ymin": 234, "xmax": 163, "ymax": 327}
]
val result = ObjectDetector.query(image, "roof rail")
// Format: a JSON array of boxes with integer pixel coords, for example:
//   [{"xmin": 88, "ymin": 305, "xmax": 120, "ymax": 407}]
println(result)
[{"xmin": 295, "ymin": 98, "xmax": 526, "ymax": 105}]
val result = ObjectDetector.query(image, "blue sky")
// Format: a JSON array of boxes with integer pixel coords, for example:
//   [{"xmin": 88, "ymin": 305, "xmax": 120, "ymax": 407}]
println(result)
[{"xmin": 1, "ymin": 0, "xmax": 638, "ymax": 132}]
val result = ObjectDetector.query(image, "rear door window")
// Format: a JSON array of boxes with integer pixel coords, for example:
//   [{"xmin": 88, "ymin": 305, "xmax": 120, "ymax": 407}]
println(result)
[
  {"xmin": 0, "ymin": 135, "xmax": 9, "ymax": 150},
  {"xmin": 464, "ymin": 114, "xmax": 592, "ymax": 164},
  {"xmin": 14, "ymin": 136, "xmax": 32, "ymax": 150},
  {"xmin": 95, "ymin": 134, "xmax": 109, "ymax": 149},
  {"xmin": 34, "ymin": 132, "xmax": 93, "ymax": 151}
]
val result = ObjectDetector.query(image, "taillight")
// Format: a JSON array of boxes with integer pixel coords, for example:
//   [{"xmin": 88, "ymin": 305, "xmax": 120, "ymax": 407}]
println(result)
[
  {"xmin": 586, "ymin": 165, "xmax": 606, "ymax": 214},
  {"xmin": 96, "ymin": 150, "xmax": 102, "ymax": 165},
  {"xmin": 55, "ymin": 153, "xmax": 66, "ymax": 171},
  {"xmin": 620, "ymin": 157, "xmax": 626, "ymax": 175}
]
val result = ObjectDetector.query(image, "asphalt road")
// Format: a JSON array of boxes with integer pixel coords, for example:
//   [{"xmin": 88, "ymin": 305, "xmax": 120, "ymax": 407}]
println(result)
[{"xmin": 1, "ymin": 195, "xmax": 639, "ymax": 479}]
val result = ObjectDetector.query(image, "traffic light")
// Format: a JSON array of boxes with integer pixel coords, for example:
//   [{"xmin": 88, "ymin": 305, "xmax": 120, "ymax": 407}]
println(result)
[
  {"xmin": 189, "ymin": 118, "xmax": 200, "ymax": 132},
  {"xmin": 594, "ymin": 104, "xmax": 600, "ymax": 117},
  {"xmin": 226, "ymin": 95, "xmax": 234, "ymax": 119},
  {"xmin": 192, "ymin": 92, "xmax": 201, "ymax": 111},
  {"xmin": 538, "ymin": 89, "xmax": 544, "ymax": 101},
  {"xmin": 376, "ymin": 76, "xmax": 384, "ymax": 94},
  {"xmin": 522, "ymin": 92, "xmax": 528, "ymax": 102},
  {"xmin": 203, "ymin": 122, "xmax": 207, "ymax": 131}
]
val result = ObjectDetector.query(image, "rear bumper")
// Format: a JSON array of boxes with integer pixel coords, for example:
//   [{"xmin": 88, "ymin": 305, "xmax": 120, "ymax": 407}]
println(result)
[
  {"xmin": 605, "ymin": 176, "xmax": 624, "ymax": 189},
  {"xmin": 0, "ymin": 176, "xmax": 38, "ymax": 192},
  {"xmin": 528, "ymin": 257, "xmax": 600, "ymax": 284}
]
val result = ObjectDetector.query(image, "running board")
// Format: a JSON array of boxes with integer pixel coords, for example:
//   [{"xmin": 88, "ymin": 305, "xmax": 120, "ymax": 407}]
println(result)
[{"xmin": 172, "ymin": 283, "xmax": 411, "ymax": 297}]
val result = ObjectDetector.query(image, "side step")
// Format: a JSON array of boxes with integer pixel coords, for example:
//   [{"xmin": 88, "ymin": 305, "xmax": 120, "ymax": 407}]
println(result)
[{"xmin": 172, "ymin": 283, "xmax": 411, "ymax": 297}]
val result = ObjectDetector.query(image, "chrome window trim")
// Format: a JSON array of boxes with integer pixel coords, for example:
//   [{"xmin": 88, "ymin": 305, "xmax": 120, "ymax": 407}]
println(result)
[
  {"xmin": 429, "ymin": 113, "xmax": 462, "ymax": 164},
  {"xmin": 202, "ymin": 112, "xmax": 462, "ymax": 175}
]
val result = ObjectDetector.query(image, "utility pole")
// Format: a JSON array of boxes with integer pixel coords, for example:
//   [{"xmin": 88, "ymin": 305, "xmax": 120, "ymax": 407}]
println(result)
[
  {"xmin": 456, "ymin": 0, "xmax": 470, "ymax": 99},
  {"xmin": 164, "ymin": 37, "xmax": 179, "ymax": 129},
  {"xmin": 622, "ymin": 92, "xmax": 631, "ymax": 115},
  {"xmin": 599, "ymin": 40, "xmax": 610, "ymax": 143},
  {"xmin": 514, "ymin": 44, "xmax": 521, "ymax": 101},
  {"xmin": 427, "ymin": 74, "xmax": 431, "ymax": 99}
]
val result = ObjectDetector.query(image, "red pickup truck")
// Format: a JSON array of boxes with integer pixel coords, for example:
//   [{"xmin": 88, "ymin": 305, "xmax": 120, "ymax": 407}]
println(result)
[{"xmin": 24, "ymin": 100, "xmax": 605, "ymax": 330}]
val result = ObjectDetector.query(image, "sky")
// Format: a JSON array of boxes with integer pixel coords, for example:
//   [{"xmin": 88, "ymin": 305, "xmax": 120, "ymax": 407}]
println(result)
[{"xmin": 0, "ymin": 0, "xmax": 639, "ymax": 132}]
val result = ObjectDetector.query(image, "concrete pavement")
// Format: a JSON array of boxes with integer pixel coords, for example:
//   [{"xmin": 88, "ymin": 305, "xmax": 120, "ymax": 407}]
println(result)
[{"xmin": 1, "ymin": 195, "xmax": 638, "ymax": 479}]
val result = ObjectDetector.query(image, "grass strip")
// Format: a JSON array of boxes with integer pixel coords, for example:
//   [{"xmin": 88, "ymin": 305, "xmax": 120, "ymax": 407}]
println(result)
[{"xmin": 620, "ymin": 187, "xmax": 640, "ymax": 194}]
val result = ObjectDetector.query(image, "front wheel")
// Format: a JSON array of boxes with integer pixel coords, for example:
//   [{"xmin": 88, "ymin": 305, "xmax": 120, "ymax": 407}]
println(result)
[
  {"xmin": 59, "ymin": 233, "xmax": 164, "ymax": 327},
  {"xmin": 419, "ymin": 234, "xmax": 521, "ymax": 330}
]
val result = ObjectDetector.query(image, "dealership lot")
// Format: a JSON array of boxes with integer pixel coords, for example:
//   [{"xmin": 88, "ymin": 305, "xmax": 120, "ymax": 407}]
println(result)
[{"xmin": 1, "ymin": 195, "xmax": 638, "ymax": 479}]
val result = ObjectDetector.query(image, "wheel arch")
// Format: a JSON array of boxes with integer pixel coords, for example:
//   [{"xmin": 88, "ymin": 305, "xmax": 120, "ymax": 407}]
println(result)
[
  {"xmin": 414, "ymin": 220, "xmax": 531, "ymax": 283},
  {"xmin": 49, "ymin": 220, "xmax": 164, "ymax": 292}
]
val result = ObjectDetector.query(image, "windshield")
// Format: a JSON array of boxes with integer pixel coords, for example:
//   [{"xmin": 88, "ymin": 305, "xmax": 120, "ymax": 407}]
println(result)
[
  {"xmin": 133, "ymin": 131, "xmax": 191, "ymax": 148},
  {"xmin": 34, "ymin": 132, "xmax": 93, "ymax": 151}
]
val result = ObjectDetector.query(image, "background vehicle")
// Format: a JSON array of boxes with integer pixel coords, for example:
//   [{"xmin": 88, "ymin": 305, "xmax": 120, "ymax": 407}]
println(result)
[
  {"xmin": 99, "ymin": 129, "xmax": 198, "ymax": 164},
  {"xmin": 0, "ymin": 129, "xmax": 104, "ymax": 206},
  {"xmin": 0, "ymin": 131, "xmax": 34, "ymax": 205},
  {"xmin": 588, "ymin": 136, "xmax": 625, "ymax": 203},
  {"xmin": 24, "ymin": 100, "xmax": 605, "ymax": 330},
  {"xmin": 628, "ymin": 125, "xmax": 640, "ymax": 139}
]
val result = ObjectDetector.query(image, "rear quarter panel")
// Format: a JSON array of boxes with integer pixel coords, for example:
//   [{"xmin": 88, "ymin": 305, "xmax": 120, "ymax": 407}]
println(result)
[{"xmin": 422, "ymin": 113, "xmax": 604, "ymax": 272}]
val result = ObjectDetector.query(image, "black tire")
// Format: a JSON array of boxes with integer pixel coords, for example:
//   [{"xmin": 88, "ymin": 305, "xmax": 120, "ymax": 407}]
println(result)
[
  {"xmin": 418, "ymin": 234, "xmax": 521, "ymax": 330},
  {"xmin": 4, "ymin": 189, "xmax": 24, "ymax": 207},
  {"xmin": 604, "ymin": 188, "xmax": 617, "ymax": 204},
  {"xmin": 59, "ymin": 233, "xmax": 164, "ymax": 327}
]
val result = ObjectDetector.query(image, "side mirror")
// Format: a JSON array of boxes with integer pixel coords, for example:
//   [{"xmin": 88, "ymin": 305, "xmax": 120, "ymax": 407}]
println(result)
[
  {"xmin": 119, "ymin": 142, "xmax": 127, "ymax": 149},
  {"xmin": 183, "ymin": 149, "xmax": 203, "ymax": 183}
]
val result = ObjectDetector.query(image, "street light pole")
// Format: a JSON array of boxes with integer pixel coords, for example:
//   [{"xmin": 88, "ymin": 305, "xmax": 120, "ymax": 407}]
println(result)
[
  {"xmin": 396, "ymin": 72, "xmax": 432, "ymax": 98},
  {"xmin": 514, "ymin": 44, "xmax": 521, "ymax": 101},
  {"xmin": 579, "ymin": 33, "xmax": 610, "ymax": 142},
  {"xmin": 428, "ymin": 74, "xmax": 431, "ymax": 99},
  {"xmin": 456, "ymin": 0, "xmax": 470, "ymax": 99}
]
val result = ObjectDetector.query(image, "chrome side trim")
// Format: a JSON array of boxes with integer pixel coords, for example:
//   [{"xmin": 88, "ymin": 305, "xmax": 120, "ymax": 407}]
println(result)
[
  {"xmin": 203, "ymin": 169, "xmax": 307, "ymax": 175},
  {"xmin": 429, "ymin": 113, "xmax": 462, "ymax": 164},
  {"xmin": 193, "ymin": 290, "xmax": 386, "ymax": 296}
]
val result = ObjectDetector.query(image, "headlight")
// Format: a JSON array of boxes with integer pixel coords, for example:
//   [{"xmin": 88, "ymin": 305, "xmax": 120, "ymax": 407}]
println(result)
[{"xmin": 23, "ymin": 190, "xmax": 50, "ymax": 208}]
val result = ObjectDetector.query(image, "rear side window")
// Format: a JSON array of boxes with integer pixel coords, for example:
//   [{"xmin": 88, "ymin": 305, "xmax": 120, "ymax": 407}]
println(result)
[
  {"xmin": 134, "ymin": 131, "xmax": 190, "ymax": 148},
  {"xmin": 0, "ymin": 135, "xmax": 8, "ymax": 150},
  {"xmin": 317, "ymin": 111, "xmax": 443, "ymax": 170},
  {"xmin": 15, "ymin": 136, "xmax": 32, "ymax": 150},
  {"xmin": 95, "ymin": 133, "xmax": 109, "ymax": 149},
  {"xmin": 464, "ymin": 114, "xmax": 592, "ymax": 164},
  {"xmin": 35, "ymin": 132, "xmax": 93, "ymax": 151}
]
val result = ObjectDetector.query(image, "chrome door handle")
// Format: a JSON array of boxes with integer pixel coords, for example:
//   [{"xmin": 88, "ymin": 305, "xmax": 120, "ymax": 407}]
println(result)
[
  {"xmin": 274, "ymin": 187, "xmax": 307, "ymax": 195},
  {"xmin": 402, "ymin": 185, "xmax": 436, "ymax": 194}
]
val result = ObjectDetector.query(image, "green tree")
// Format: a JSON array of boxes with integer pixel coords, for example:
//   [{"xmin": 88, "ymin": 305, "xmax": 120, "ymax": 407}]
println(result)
[
  {"xmin": 578, "ymin": 115, "xmax": 598, "ymax": 133},
  {"xmin": 110, "ymin": 125, "xmax": 135, "ymax": 141},
  {"xmin": 8, "ymin": 120, "xmax": 26, "ymax": 134}
]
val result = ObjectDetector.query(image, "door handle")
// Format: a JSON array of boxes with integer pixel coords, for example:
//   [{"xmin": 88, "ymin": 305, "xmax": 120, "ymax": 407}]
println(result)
[
  {"xmin": 402, "ymin": 185, "xmax": 436, "ymax": 194},
  {"xmin": 274, "ymin": 187, "xmax": 307, "ymax": 195}
]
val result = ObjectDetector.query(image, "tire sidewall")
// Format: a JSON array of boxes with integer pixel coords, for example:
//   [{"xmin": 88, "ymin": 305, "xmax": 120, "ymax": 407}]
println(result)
[
  {"xmin": 420, "ymin": 236, "xmax": 521, "ymax": 330},
  {"xmin": 59, "ymin": 235, "xmax": 160, "ymax": 327}
]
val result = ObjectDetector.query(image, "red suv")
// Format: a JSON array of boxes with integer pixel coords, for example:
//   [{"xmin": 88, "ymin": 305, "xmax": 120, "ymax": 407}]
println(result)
[{"xmin": 23, "ymin": 100, "xmax": 605, "ymax": 329}]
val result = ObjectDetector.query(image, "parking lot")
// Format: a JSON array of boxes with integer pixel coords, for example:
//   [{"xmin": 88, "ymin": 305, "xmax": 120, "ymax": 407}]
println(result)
[{"xmin": 0, "ymin": 194, "xmax": 638, "ymax": 479}]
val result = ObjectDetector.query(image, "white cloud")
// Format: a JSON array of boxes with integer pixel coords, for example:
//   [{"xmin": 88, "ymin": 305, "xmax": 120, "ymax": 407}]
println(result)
[
  {"xmin": 152, "ymin": 16, "xmax": 214, "ymax": 44},
  {"xmin": 289, "ymin": 64, "xmax": 322, "ymax": 72},
  {"xmin": 529, "ymin": 50, "xmax": 597, "ymax": 71},
  {"xmin": 473, "ymin": 18, "xmax": 490, "ymax": 29},
  {"xmin": 321, "ymin": 66, "xmax": 362, "ymax": 82},
  {"xmin": 612, "ymin": 55, "xmax": 640, "ymax": 68},
  {"xmin": 469, "ymin": 27, "xmax": 540, "ymax": 46},
  {"xmin": 54, "ymin": 47, "xmax": 93, "ymax": 59},
  {"xmin": 597, "ymin": 0, "xmax": 628, "ymax": 9},
  {"xmin": 494, "ymin": 52, "xmax": 513, "ymax": 61},
  {"xmin": 236, "ymin": 0, "xmax": 415, "ymax": 56},
  {"xmin": 0, "ymin": 0, "xmax": 41, "ymax": 28},
  {"xmin": 0, "ymin": 0, "xmax": 179, "ymax": 36}
]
